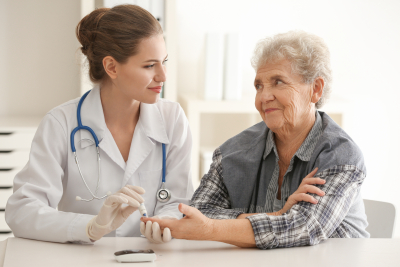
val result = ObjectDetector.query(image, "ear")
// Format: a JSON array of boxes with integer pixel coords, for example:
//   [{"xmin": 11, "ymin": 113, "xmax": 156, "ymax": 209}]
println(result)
[
  {"xmin": 103, "ymin": 56, "xmax": 118, "ymax": 80},
  {"xmin": 311, "ymin": 77, "xmax": 324, "ymax": 104}
]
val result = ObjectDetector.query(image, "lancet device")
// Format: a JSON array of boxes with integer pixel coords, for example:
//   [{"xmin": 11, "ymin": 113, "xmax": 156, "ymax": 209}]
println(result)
[{"xmin": 139, "ymin": 203, "xmax": 148, "ymax": 217}]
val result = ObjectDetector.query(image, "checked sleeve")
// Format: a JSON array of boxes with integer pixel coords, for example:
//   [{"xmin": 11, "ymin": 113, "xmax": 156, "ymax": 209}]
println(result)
[
  {"xmin": 190, "ymin": 147, "xmax": 243, "ymax": 219},
  {"xmin": 247, "ymin": 165, "xmax": 365, "ymax": 249}
]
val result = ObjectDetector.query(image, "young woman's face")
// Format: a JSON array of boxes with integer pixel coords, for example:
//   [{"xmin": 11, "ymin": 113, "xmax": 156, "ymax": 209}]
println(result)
[{"xmin": 112, "ymin": 34, "xmax": 167, "ymax": 104}]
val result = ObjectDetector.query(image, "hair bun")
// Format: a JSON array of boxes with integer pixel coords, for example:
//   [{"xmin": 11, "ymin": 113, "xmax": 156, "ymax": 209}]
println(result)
[
  {"xmin": 76, "ymin": 8, "xmax": 108, "ymax": 56},
  {"xmin": 75, "ymin": 4, "xmax": 163, "ymax": 83}
]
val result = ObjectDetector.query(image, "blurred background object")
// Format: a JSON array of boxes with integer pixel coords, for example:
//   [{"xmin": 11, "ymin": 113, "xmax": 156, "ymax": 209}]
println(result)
[{"xmin": 203, "ymin": 32, "xmax": 224, "ymax": 101}]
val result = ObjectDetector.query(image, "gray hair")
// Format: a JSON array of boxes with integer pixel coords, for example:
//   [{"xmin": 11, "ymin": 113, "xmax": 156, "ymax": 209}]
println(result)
[{"xmin": 251, "ymin": 30, "xmax": 332, "ymax": 109}]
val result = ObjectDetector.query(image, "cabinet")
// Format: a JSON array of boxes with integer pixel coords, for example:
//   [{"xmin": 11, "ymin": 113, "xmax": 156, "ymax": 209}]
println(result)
[{"xmin": 0, "ymin": 116, "xmax": 41, "ymax": 240}]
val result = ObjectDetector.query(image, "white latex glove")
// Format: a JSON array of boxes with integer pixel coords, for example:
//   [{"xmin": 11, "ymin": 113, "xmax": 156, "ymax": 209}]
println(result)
[
  {"xmin": 140, "ymin": 215, "xmax": 178, "ymax": 243},
  {"xmin": 86, "ymin": 185, "xmax": 145, "ymax": 241}
]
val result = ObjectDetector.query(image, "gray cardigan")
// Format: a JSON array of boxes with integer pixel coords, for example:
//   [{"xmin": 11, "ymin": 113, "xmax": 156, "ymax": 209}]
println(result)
[
  {"xmin": 191, "ymin": 111, "xmax": 369, "ymax": 249},
  {"xmin": 220, "ymin": 111, "xmax": 369, "ymax": 238}
]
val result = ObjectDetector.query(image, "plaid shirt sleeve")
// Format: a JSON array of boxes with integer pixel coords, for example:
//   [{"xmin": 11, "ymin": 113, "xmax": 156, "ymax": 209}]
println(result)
[
  {"xmin": 190, "ymin": 147, "xmax": 244, "ymax": 219},
  {"xmin": 247, "ymin": 165, "xmax": 366, "ymax": 249}
]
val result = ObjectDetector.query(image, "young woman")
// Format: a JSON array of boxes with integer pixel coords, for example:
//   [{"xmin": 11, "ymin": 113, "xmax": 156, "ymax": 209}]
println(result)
[{"xmin": 5, "ymin": 5, "xmax": 193, "ymax": 244}]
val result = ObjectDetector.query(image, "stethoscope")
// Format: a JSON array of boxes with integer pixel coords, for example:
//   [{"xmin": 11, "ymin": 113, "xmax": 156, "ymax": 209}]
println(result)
[{"xmin": 71, "ymin": 90, "xmax": 171, "ymax": 203}]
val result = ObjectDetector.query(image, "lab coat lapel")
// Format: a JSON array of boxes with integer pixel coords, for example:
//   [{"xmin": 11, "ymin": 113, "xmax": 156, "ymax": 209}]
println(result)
[
  {"xmin": 122, "ymin": 103, "xmax": 170, "ymax": 185},
  {"xmin": 78, "ymin": 86, "xmax": 126, "ymax": 170}
]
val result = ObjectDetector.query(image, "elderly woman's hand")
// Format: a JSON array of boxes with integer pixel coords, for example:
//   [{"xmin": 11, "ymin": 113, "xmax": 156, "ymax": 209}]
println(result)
[
  {"xmin": 279, "ymin": 167, "xmax": 325, "ymax": 215},
  {"xmin": 140, "ymin": 203, "xmax": 215, "ymax": 240},
  {"xmin": 237, "ymin": 168, "xmax": 325, "ymax": 219}
]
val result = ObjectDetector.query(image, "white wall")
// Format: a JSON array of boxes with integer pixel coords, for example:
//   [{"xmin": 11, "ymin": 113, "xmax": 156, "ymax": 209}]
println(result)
[
  {"xmin": 0, "ymin": 0, "xmax": 82, "ymax": 117},
  {"xmin": 176, "ymin": 0, "xmax": 400, "ymax": 237},
  {"xmin": 0, "ymin": 1, "xmax": 7, "ymax": 115}
]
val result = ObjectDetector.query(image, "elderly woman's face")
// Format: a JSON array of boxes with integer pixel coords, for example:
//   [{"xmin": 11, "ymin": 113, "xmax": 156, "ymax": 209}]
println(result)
[{"xmin": 254, "ymin": 59, "xmax": 314, "ymax": 132}]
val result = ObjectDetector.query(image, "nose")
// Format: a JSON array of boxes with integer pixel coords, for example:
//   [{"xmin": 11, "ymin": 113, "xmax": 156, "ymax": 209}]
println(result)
[
  {"xmin": 259, "ymin": 86, "xmax": 275, "ymax": 103},
  {"xmin": 154, "ymin": 64, "xmax": 167, "ymax": 83}
]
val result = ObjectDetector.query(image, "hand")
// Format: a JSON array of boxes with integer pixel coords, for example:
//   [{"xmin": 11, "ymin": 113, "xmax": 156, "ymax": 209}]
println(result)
[
  {"xmin": 141, "ymin": 204, "xmax": 214, "ymax": 240},
  {"xmin": 279, "ymin": 167, "xmax": 325, "ymax": 215},
  {"xmin": 86, "ymin": 185, "xmax": 145, "ymax": 241},
  {"xmin": 140, "ymin": 215, "xmax": 177, "ymax": 243},
  {"xmin": 236, "ymin": 169, "xmax": 324, "ymax": 219}
]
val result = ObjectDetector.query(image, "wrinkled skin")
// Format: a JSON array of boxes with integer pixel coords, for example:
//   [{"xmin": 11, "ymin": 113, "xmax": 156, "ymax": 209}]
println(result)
[{"xmin": 254, "ymin": 59, "xmax": 324, "ymax": 143}]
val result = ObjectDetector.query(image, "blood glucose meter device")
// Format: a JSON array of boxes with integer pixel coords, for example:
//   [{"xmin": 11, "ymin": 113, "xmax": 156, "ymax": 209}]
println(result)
[{"xmin": 114, "ymin": 249, "xmax": 156, "ymax": 263}]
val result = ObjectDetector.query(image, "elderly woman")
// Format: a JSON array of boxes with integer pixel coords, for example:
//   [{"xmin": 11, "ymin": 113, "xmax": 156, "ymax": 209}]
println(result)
[{"xmin": 142, "ymin": 31, "xmax": 369, "ymax": 248}]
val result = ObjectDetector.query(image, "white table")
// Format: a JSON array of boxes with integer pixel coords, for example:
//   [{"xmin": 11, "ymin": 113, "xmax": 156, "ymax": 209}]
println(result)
[{"xmin": 0, "ymin": 237, "xmax": 399, "ymax": 267}]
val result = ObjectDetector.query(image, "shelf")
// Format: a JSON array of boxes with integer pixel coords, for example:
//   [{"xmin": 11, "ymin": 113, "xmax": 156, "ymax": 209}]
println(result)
[
  {"xmin": 179, "ymin": 95, "xmax": 260, "ymax": 188},
  {"xmin": 0, "ymin": 116, "xmax": 42, "ymax": 132},
  {"xmin": 179, "ymin": 95, "xmax": 259, "ymax": 114}
]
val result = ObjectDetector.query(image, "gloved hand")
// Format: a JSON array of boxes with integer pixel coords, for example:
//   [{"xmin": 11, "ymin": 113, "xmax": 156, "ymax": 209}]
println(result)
[
  {"xmin": 86, "ymin": 185, "xmax": 145, "ymax": 241},
  {"xmin": 140, "ymin": 215, "xmax": 178, "ymax": 243}
]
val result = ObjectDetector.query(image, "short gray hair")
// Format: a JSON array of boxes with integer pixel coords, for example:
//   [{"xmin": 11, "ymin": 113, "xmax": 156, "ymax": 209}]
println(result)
[{"xmin": 251, "ymin": 30, "xmax": 332, "ymax": 109}]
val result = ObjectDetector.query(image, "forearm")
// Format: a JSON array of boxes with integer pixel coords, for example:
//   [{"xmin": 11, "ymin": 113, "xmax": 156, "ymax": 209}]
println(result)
[
  {"xmin": 237, "ymin": 211, "xmax": 281, "ymax": 219},
  {"xmin": 195, "ymin": 205, "xmax": 244, "ymax": 220},
  {"xmin": 210, "ymin": 219, "xmax": 257, "ymax": 248},
  {"xmin": 6, "ymin": 198, "xmax": 93, "ymax": 243}
]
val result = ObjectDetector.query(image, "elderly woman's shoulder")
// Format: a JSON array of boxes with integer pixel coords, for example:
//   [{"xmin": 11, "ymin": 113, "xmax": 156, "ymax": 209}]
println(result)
[
  {"xmin": 219, "ymin": 121, "xmax": 267, "ymax": 155},
  {"xmin": 313, "ymin": 112, "xmax": 366, "ymax": 174}
]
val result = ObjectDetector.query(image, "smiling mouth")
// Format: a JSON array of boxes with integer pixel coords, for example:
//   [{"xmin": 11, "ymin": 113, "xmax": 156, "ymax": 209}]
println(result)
[
  {"xmin": 265, "ymin": 108, "xmax": 279, "ymax": 114},
  {"xmin": 148, "ymin": 86, "xmax": 162, "ymax": 90},
  {"xmin": 148, "ymin": 86, "xmax": 162, "ymax": 93}
]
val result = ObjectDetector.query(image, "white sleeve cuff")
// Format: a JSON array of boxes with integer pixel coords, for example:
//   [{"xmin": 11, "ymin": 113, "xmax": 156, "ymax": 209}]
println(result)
[{"xmin": 68, "ymin": 214, "xmax": 95, "ymax": 244}]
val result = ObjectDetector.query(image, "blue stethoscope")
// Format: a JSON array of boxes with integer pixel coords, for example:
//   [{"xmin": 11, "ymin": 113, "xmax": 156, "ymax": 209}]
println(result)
[{"xmin": 71, "ymin": 90, "xmax": 171, "ymax": 203}]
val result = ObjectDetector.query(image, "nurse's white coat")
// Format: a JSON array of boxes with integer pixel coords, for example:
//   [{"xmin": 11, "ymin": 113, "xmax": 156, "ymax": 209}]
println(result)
[{"xmin": 5, "ymin": 87, "xmax": 193, "ymax": 243}]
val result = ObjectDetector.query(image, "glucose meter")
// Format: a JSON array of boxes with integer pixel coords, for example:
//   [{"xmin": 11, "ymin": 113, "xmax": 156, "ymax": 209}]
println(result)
[{"xmin": 114, "ymin": 249, "xmax": 156, "ymax": 263}]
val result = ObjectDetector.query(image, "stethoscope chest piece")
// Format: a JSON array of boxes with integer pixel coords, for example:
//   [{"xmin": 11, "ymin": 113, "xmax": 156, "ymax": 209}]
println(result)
[{"xmin": 157, "ymin": 182, "xmax": 171, "ymax": 203}]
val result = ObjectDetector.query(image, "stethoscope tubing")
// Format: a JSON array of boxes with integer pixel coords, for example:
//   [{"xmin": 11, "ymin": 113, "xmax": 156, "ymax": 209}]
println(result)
[
  {"xmin": 162, "ymin": 143, "xmax": 166, "ymax": 183},
  {"xmin": 71, "ymin": 90, "xmax": 170, "ymax": 203},
  {"xmin": 71, "ymin": 90, "xmax": 107, "ymax": 201},
  {"xmin": 70, "ymin": 90, "xmax": 99, "ymax": 153}
]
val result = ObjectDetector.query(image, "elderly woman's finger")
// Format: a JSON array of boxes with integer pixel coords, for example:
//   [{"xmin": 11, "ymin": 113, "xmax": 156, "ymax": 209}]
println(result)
[
  {"xmin": 305, "ymin": 168, "xmax": 318, "ymax": 178},
  {"xmin": 163, "ymin": 227, "xmax": 172, "ymax": 242},
  {"xmin": 141, "ymin": 216, "xmax": 174, "ymax": 230},
  {"xmin": 298, "ymin": 185, "xmax": 325, "ymax": 196},
  {"xmin": 302, "ymin": 177, "xmax": 326, "ymax": 186},
  {"xmin": 142, "ymin": 216, "xmax": 159, "ymax": 223},
  {"xmin": 295, "ymin": 193, "xmax": 318, "ymax": 204}
]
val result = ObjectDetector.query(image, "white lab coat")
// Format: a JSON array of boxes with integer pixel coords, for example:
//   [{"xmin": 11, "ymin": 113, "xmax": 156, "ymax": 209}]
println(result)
[{"xmin": 5, "ymin": 86, "xmax": 193, "ymax": 243}]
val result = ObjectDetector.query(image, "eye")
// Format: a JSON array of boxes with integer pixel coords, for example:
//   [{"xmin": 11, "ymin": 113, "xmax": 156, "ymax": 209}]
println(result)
[
  {"xmin": 255, "ymin": 84, "xmax": 263, "ymax": 90},
  {"xmin": 275, "ymin": 79, "xmax": 283, "ymax": 85},
  {"xmin": 144, "ymin": 64, "xmax": 155, "ymax": 68},
  {"xmin": 163, "ymin": 59, "xmax": 168, "ymax": 65}
]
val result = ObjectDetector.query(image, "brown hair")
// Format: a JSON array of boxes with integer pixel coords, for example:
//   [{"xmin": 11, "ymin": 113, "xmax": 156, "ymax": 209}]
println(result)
[{"xmin": 76, "ymin": 5, "xmax": 163, "ymax": 83}]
